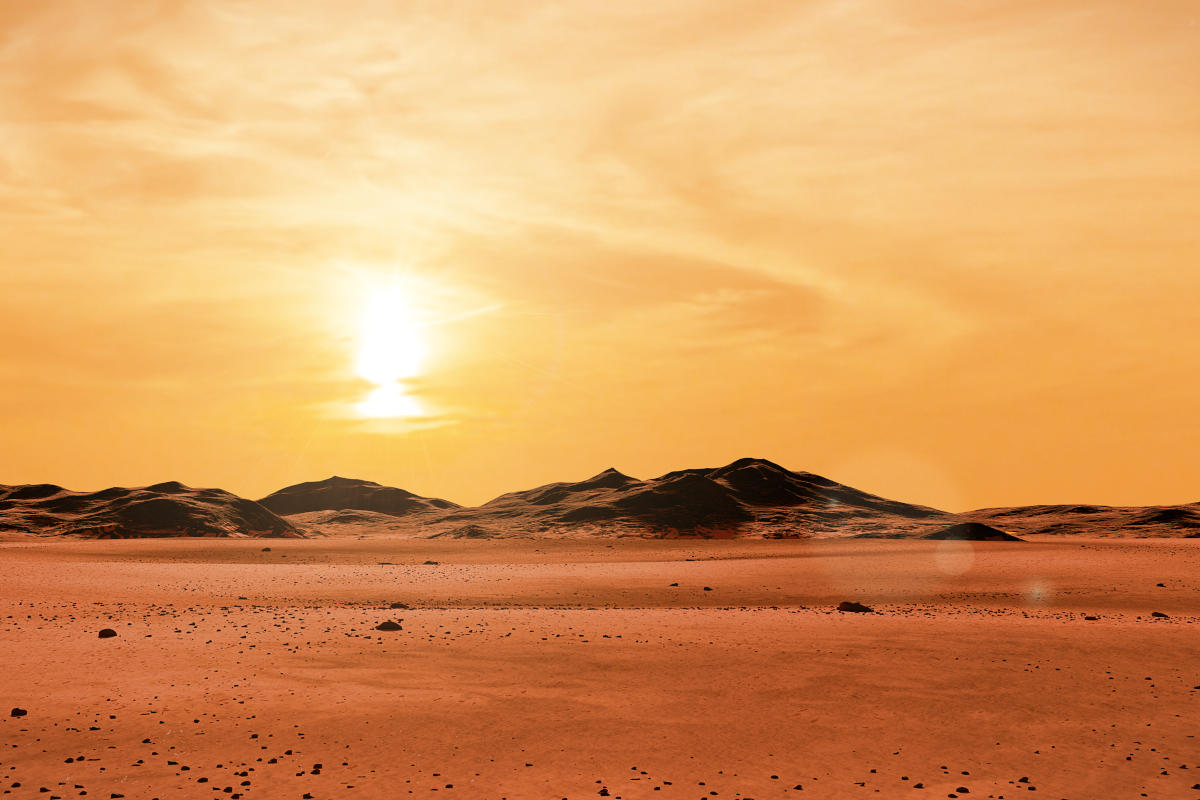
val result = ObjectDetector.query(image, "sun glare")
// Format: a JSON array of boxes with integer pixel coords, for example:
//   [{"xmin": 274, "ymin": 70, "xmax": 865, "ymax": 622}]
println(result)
[
  {"xmin": 358, "ymin": 383, "xmax": 424, "ymax": 419},
  {"xmin": 354, "ymin": 282, "xmax": 427, "ymax": 419},
  {"xmin": 356, "ymin": 284, "xmax": 426, "ymax": 384}
]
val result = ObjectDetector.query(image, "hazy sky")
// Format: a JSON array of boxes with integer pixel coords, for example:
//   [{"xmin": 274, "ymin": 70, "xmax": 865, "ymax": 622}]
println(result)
[{"xmin": 3, "ymin": 0, "xmax": 1198, "ymax": 510}]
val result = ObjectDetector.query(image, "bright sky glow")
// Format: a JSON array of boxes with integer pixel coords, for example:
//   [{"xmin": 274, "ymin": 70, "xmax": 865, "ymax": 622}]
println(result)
[{"xmin": 354, "ymin": 282, "xmax": 427, "ymax": 418}]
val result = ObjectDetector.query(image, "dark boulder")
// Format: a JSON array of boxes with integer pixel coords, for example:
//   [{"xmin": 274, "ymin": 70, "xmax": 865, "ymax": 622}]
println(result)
[{"xmin": 836, "ymin": 601, "xmax": 874, "ymax": 613}]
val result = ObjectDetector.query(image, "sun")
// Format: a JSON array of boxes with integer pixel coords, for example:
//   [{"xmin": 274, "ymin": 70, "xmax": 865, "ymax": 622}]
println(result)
[
  {"xmin": 356, "ymin": 283, "xmax": 426, "ymax": 385},
  {"xmin": 354, "ymin": 282, "xmax": 427, "ymax": 418}
]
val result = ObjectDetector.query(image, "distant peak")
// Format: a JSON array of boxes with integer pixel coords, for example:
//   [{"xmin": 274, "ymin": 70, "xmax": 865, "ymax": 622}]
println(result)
[
  {"xmin": 581, "ymin": 467, "xmax": 638, "ymax": 488},
  {"xmin": 320, "ymin": 476, "xmax": 381, "ymax": 487},
  {"xmin": 595, "ymin": 467, "xmax": 633, "ymax": 479},
  {"xmin": 146, "ymin": 480, "xmax": 188, "ymax": 493},
  {"xmin": 4, "ymin": 483, "xmax": 67, "ymax": 500},
  {"xmin": 713, "ymin": 457, "xmax": 790, "ymax": 474}
]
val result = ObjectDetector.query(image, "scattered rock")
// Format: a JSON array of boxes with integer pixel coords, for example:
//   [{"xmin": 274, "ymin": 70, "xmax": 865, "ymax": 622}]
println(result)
[
  {"xmin": 423, "ymin": 560, "xmax": 439, "ymax": 565},
  {"xmin": 388, "ymin": 602, "xmax": 409, "ymax": 610},
  {"xmin": 1083, "ymin": 615, "xmax": 1099, "ymax": 621},
  {"xmin": 261, "ymin": 547, "xmax": 272, "ymax": 552},
  {"xmin": 703, "ymin": 586, "xmax": 713, "ymax": 591},
  {"xmin": 375, "ymin": 620, "xmax": 403, "ymax": 631},
  {"xmin": 98, "ymin": 628, "xmax": 118, "ymax": 639},
  {"xmin": 10, "ymin": 707, "xmax": 27, "ymax": 717},
  {"xmin": 1151, "ymin": 611, "xmax": 1170, "ymax": 618},
  {"xmin": 836, "ymin": 601, "xmax": 873, "ymax": 613}
]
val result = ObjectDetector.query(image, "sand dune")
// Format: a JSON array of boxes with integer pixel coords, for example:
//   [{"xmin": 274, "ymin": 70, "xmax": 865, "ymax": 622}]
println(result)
[{"xmin": 0, "ymin": 481, "xmax": 301, "ymax": 538}]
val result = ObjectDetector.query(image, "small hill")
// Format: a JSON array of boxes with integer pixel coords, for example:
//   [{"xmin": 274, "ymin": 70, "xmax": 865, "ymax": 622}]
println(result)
[
  {"xmin": 923, "ymin": 522, "xmax": 1022, "ymax": 541},
  {"xmin": 435, "ymin": 466, "xmax": 748, "ymax": 534},
  {"xmin": 472, "ymin": 467, "xmax": 640, "ymax": 512},
  {"xmin": 706, "ymin": 458, "xmax": 944, "ymax": 518},
  {"xmin": 428, "ymin": 524, "xmax": 498, "ymax": 539},
  {"xmin": 258, "ymin": 476, "xmax": 459, "ymax": 517},
  {"xmin": 282, "ymin": 508, "xmax": 427, "ymax": 537},
  {"xmin": 0, "ymin": 482, "xmax": 302, "ymax": 538}
]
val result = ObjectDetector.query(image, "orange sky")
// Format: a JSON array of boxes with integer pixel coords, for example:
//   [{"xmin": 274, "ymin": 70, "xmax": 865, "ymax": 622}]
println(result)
[{"xmin": 2, "ymin": 0, "xmax": 1199, "ymax": 511}]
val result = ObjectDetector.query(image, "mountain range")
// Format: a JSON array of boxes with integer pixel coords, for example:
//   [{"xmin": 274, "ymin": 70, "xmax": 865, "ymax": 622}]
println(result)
[{"xmin": 3, "ymin": 458, "xmax": 1197, "ymax": 539}]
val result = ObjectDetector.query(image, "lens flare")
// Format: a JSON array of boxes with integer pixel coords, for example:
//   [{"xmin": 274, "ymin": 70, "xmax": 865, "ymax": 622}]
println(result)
[{"xmin": 933, "ymin": 539, "xmax": 975, "ymax": 576}]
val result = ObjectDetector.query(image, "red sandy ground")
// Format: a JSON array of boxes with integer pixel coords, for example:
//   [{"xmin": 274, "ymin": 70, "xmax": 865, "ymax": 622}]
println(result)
[{"xmin": 1, "ymin": 538, "xmax": 1198, "ymax": 799}]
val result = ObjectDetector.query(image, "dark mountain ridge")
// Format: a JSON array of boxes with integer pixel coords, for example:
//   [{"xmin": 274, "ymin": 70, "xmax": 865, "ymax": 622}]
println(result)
[
  {"xmin": 0, "ymin": 482, "xmax": 301, "ymax": 538},
  {"xmin": 431, "ymin": 457, "xmax": 954, "ymax": 537},
  {"xmin": 257, "ymin": 476, "xmax": 459, "ymax": 517},
  {"xmin": 963, "ymin": 500, "xmax": 1200, "ymax": 538},
  {"xmin": 13, "ymin": 460, "xmax": 1195, "ymax": 540}
]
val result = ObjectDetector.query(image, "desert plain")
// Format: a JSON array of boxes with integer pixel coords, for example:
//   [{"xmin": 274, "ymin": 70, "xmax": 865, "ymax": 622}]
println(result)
[{"xmin": 2, "ymin": 536, "xmax": 1197, "ymax": 800}]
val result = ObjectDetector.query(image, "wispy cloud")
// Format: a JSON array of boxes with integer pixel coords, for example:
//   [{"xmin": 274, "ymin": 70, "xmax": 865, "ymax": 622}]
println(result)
[{"xmin": 1, "ymin": 1, "xmax": 1198, "ymax": 505}]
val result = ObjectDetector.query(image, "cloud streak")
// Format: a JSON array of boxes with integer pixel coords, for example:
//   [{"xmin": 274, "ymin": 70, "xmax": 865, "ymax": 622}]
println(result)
[{"xmin": 1, "ymin": 0, "xmax": 1197, "ymax": 507}]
